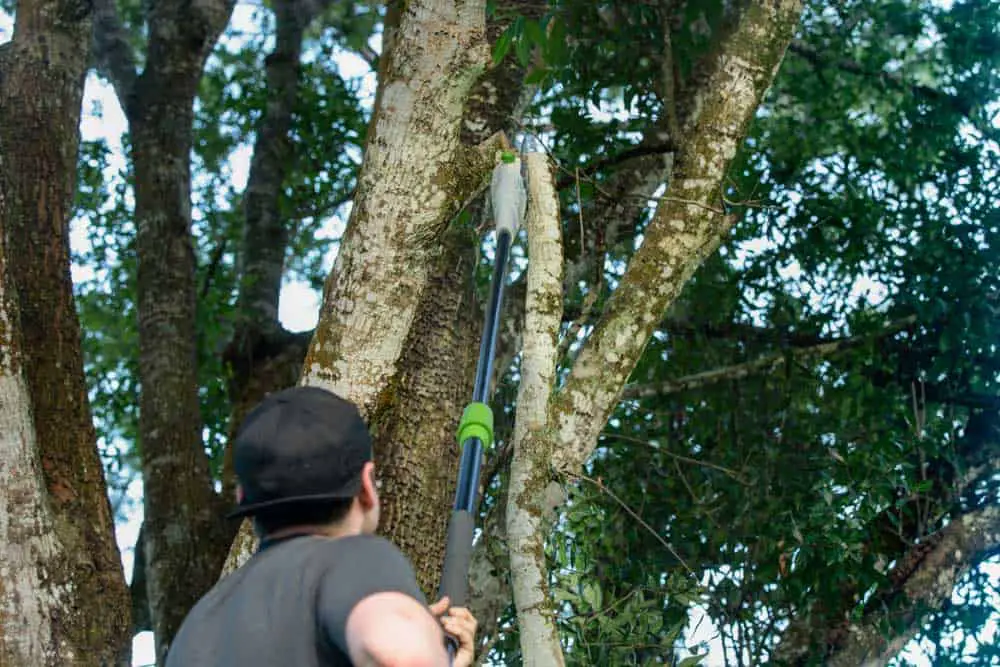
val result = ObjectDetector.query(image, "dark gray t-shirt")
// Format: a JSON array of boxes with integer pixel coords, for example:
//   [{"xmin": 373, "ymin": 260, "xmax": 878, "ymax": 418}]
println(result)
[{"xmin": 165, "ymin": 534, "xmax": 427, "ymax": 666}]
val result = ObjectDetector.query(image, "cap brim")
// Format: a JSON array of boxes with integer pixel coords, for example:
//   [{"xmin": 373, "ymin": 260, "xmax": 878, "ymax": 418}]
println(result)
[{"xmin": 226, "ymin": 489, "xmax": 360, "ymax": 520}]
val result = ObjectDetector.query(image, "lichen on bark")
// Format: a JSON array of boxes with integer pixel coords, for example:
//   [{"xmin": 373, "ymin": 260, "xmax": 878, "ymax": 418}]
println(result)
[
  {"xmin": 302, "ymin": 0, "xmax": 490, "ymax": 416},
  {"xmin": 506, "ymin": 152, "xmax": 566, "ymax": 667}
]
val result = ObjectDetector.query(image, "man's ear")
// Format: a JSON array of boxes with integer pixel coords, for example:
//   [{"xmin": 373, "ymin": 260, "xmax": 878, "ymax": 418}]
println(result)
[
  {"xmin": 236, "ymin": 484, "xmax": 245, "ymax": 504},
  {"xmin": 359, "ymin": 461, "xmax": 377, "ymax": 509}
]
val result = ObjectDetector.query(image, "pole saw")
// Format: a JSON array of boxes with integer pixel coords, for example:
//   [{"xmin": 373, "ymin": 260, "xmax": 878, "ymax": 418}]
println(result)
[{"xmin": 438, "ymin": 147, "xmax": 527, "ymax": 659}]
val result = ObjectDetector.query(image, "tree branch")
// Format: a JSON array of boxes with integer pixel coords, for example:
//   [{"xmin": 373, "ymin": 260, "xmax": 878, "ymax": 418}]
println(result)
[
  {"xmin": 91, "ymin": 0, "xmax": 138, "ymax": 103},
  {"xmin": 621, "ymin": 317, "xmax": 917, "ymax": 400},
  {"xmin": 506, "ymin": 152, "xmax": 566, "ymax": 667},
  {"xmin": 235, "ymin": 0, "xmax": 315, "ymax": 332},
  {"xmin": 554, "ymin": 142, "xmax": 678, "ymax": 192},
  {"xmin": 824, "ymin": 504, "xmax": 1000, "ymax": 667},
  {"xmin": 550, "ymin": 0, "xmax": 805, "ymax": 473}
]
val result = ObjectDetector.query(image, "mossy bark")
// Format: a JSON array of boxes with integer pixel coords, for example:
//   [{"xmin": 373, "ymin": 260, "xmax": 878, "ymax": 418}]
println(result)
[
  {"xmin": 0, "ymin": 1, "xmax": 131, "ymax": 663},
  {"xmin": 551, "ymin": 0, "xmax": 805, "ymax": 472},
  {"xmin": 301, "ymin": 0, "xmax": 489, "ymax": 413},
  {"xmin": 366, "ymin": 224, "xmax": 479, "ymax": 596}
]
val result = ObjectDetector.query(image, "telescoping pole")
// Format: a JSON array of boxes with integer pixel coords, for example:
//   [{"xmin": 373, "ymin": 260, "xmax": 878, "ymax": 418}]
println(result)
[{"xmin": 438, "ymin": 150, "xmax": 526, "ymax": 659}]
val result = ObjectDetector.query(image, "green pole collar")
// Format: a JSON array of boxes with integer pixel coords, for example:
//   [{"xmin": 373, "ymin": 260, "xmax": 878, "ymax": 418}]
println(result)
[
  {"xmin": 500, "ymin": 150, "xmax": 517, "ymax": 164},
  {"xmin": 457, "ymin": 402, "xmax": 494, "ymax": 449}
]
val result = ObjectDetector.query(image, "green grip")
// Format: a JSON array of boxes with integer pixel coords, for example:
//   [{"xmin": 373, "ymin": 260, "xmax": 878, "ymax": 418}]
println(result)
[
  {"xmin": 501, "ymin": 150, "xmax": 517, "ymax": 164},
  {"xmin": 457, "ymin": 402, "xmax": 494, "ymax": 448}
]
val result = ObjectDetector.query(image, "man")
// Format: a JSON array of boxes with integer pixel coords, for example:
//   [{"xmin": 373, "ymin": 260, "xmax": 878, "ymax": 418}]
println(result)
[{"xmin": 167, "ymin": 386, "xmax": 478, "ymax": 666}]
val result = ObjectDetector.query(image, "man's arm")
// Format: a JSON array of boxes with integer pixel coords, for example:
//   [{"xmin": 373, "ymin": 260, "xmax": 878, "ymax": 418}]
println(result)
[{"xmin": 344, "ymin": 592, "xmax": 449, "ymax": 667}]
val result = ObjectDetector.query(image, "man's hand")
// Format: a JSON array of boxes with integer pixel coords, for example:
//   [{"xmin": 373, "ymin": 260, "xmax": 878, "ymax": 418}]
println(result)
[{"xmin": 429, "ymin": 597, "xmax": 478, "ymax": 667}]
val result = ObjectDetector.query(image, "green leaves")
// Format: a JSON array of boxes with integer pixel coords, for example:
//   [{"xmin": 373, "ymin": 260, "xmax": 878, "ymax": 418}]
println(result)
[{"xmin": 492, "ymin": 12, "xmax": 572, "ymax": 86}]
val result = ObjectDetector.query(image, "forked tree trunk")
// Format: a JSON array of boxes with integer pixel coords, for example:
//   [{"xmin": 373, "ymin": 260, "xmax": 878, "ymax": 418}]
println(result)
[{"xmin": 0, "ymin": 1, "xmax": 131, "ymax": 663}]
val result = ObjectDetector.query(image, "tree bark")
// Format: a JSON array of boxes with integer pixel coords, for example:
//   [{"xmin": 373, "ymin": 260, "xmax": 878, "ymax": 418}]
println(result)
[
  {"xmin": 220, "ymin": 0, "xmax": 501, "ymax": 578},
  {"xmin": 0, "ymin": 249, "xmax": 70, "ymax": 666},
  {"xmin": 124, "ymin": 0, "xmax": 236, "ymax": 660},
  {"xmin": 300, "ymin": 0, "xmax": 491, "ymax": 414},
  {"xmin": 364, "ymin": 223, "xmax": 480, "ymax": 595},
  {"xmin": 0, "ymin": 1, "xmax": 131, "ymax": 663},
  {"xmin": 506, "ymin": 152, "xmax": 566, "ymax": 667}
]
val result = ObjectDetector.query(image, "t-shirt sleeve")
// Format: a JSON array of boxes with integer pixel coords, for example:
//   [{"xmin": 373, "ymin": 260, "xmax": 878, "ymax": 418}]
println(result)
[{"xmin": 317, "ymin": 535, "xmax": 428, "ymax": 653}]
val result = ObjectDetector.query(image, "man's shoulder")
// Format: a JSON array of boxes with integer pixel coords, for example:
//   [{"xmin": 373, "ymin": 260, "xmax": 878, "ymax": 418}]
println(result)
[{"xmin": 315, "ymin": 534, "xmax": 412, "ymax": 568}]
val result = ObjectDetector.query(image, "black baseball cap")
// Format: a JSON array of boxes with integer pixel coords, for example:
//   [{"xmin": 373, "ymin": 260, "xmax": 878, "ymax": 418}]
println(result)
[{"xmin": 227, "ymin": 385, "xmax": 373, "ymax": 518}]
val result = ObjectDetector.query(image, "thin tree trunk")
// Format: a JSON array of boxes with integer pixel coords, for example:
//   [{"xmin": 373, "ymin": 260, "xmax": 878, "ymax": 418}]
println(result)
[
  {"xmin": 125, "ymin": 1, "xmax": 236, "ymax": 660},
  {"xmin": 219, "ymin": 0, "xmax": 334, "ymax": 565},
  {"xmin": 234, "ymin": 0, "xmax": 317, "ymax": 333},
  {"xmin": 506, "ymin": 152, "xmax": 565, "ymax": 667},
  {"xmin": 0, "ymin": 1, "xmax": 131, "ymax": 663}
]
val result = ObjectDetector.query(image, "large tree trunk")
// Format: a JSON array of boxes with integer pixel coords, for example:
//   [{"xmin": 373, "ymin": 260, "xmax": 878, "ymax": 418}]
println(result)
[
  {"xmin": 300, "ymin": 0, "xmax": 491, "ymax": 409},
  {"xmin": 0, "ymin": 2, "xmax": 131, "ymax": 663},
  {"xmin": 124, "ymin": 0, "xmax": 236, "ymax": 660},
  {"xmin": 224, "ymin": 0, "xmax": 528, "ymax": 588},
  {"xmin": 365, "ymin": 0, "xmax": 545, "ymax": 596}
]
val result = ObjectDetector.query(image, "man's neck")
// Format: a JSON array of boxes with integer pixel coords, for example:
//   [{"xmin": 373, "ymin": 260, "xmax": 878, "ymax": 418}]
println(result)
[{"xmin": 263, "ymin": 522, "xmax": 360, "ymax": 544}]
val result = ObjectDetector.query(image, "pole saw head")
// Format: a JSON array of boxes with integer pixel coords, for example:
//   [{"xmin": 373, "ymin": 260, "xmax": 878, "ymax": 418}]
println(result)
[{"xmin": 491, "ymin": 147, "xmax": 527, "ymax": 237}]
